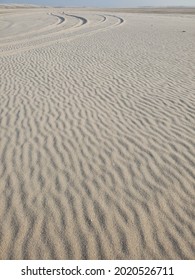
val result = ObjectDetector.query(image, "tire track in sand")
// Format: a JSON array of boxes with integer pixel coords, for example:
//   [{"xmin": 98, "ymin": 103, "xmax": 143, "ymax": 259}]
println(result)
[{"xmin": 0, "ymin": 13, "xmax": 125, "ymax": 57}]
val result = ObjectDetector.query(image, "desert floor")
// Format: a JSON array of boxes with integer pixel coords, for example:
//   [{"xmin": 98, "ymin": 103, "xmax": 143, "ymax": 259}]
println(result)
[{"xmin": 0, "ymin": 6, "xmax": 195, "ymax": 259}]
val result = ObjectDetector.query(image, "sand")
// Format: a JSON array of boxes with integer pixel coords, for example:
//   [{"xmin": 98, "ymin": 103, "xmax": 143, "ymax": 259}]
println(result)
[{"xmin": 0, "ymin": 6, "xmax": 195, "ymax": 260}]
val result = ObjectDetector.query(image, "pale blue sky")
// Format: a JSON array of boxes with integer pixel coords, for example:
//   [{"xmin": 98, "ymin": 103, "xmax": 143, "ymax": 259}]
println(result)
[{"xmin": 1, "ymin": 0, "xmax": 195, "ymax": 7}]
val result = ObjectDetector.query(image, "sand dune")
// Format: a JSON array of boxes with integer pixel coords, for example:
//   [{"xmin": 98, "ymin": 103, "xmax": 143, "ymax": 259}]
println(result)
[{"xmin": 0, "ymin": 7, "xmax": 195, "ymax": 260}]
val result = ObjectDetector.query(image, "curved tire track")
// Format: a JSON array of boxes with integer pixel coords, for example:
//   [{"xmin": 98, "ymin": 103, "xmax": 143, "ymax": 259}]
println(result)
[
  {"xmin": 49, "ymin": 13, "xmax": 65, "ymax": 25},
  {"xmin": 0, "ymin": 13, "xmax": 125, "ymax": 57}
]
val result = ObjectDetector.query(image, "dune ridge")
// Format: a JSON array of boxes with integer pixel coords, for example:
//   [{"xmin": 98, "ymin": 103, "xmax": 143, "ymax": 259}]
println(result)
[{"xmin": 0, "ymin": 8, "xmax": 195, "ymax": 260}]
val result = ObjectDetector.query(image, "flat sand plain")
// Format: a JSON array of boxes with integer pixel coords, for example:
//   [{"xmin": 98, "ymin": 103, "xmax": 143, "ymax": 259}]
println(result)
[{"xmin": 0, "ymin": 6, "xmax": 195, "ymax": 260}]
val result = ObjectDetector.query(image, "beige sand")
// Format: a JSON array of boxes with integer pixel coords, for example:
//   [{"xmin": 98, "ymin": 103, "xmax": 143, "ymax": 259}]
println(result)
[{"xmin": 0, "ymin": 6, "xmax": 195, "ymax": 260}]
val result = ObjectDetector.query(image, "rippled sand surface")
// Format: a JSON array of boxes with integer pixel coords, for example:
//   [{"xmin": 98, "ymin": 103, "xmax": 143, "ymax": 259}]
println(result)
[{"xmin": 0, "ymin": 7, "xmax": 195, "ymax": 260}]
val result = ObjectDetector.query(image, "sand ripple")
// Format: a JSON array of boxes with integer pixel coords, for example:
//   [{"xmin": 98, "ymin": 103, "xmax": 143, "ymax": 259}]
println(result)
[{"xmin": 0, "ymin": 8, "xmax": 195, "ymax": 259}]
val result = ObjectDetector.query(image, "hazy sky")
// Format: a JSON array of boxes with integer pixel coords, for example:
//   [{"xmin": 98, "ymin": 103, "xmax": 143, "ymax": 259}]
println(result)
[{"xmin": 1, "ymin": 0, "xmax": 195, "ymax": 7}]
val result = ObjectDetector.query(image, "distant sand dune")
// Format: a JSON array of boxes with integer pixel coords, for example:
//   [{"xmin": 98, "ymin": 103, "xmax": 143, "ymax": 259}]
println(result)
[{"xmin": 0, "ymin": 7, "xmax": 195, "ymax": 260}]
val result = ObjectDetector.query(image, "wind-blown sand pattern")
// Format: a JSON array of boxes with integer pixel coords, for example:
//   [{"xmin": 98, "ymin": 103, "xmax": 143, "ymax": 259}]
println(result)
[{"xmin": 0, "ymin": 7, "xmax": 195, "ymax": 260}]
